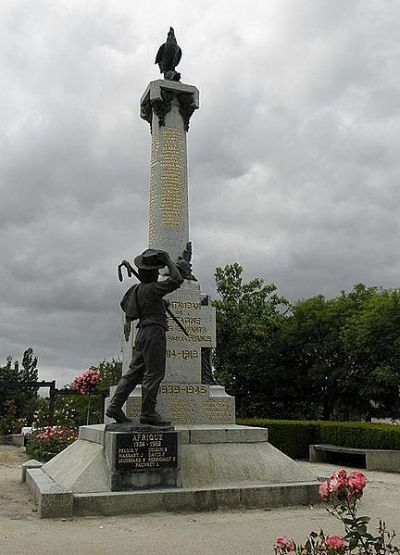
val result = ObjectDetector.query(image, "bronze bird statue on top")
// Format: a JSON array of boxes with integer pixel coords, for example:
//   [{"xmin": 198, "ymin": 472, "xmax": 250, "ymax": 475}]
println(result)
[{"xmin": 155, "ymin": 27, "xmax": 182, "ymax": 82}]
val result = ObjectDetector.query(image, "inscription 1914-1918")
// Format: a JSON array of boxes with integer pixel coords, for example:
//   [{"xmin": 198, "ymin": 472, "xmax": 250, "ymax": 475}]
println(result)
[{"xmin": 116, "ymin": 432, "xmax": 178, "ymax": 472}]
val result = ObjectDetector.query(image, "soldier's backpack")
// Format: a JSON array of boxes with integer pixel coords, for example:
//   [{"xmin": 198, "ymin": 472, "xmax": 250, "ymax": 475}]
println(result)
[
  {"xmin": 120, "ymin": 284, "xmax": 141, "ymax": 340},
  {"xmin": 120, "ymin": 283, "xmax": 142, "ymax": 320}
]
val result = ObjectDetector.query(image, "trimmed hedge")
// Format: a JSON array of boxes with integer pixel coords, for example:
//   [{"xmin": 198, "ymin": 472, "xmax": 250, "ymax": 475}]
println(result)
[{"xmin": 236, "ymin": 418, "xmax": 400, "ymax": 459}]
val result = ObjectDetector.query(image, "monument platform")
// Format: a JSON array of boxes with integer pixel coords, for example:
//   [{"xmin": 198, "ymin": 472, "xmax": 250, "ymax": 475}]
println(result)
[{"xmin": 25, "ymin": 423, "xmax": 320, "ymax": 518}]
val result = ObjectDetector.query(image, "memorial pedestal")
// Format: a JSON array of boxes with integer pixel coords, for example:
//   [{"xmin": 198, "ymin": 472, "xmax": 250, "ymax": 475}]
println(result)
[{"xmin": 26, "ymin": 423, "xmax": 320, "ymax": 517}]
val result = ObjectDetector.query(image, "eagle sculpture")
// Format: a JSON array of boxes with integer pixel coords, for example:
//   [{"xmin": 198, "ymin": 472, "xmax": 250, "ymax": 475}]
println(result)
[{"xmin": 155, "ymin": 27, "xmax": 182, "ymax": 81}]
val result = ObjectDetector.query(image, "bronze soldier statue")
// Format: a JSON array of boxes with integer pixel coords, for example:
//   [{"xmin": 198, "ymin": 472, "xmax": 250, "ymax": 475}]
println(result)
[{"xmin": 106, "ymin": 249, "xmax": 184, "ymax": 426}]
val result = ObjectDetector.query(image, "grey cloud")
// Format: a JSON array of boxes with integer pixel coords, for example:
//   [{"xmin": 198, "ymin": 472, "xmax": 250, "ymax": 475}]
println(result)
[{"xmin": 1, "ymin": 0, "xmax": 400, "ymax": 380}]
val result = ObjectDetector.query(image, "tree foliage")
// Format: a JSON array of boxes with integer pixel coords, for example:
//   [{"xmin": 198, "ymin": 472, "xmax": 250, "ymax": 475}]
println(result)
[
  {"xmin": 97, "ymin": 358, "xmax": 122, "ymax": 390},
  {"xmin": 213, "ymin": 264, "xmax": 400, "ymax": 421},
  {"xmin": 0, "ymin": 348, "xmax": 39, "ymax": 424},
  {"xmin": 212, "ymin": 263, "xmax": 290, "ymax": 415},
  {"xmin": 341, "ymin": 287, "xmax": 400, "ymax": 419},
  {"xmin": 283, "ymin": 284, "xmax": 400, "ymax": 420}
]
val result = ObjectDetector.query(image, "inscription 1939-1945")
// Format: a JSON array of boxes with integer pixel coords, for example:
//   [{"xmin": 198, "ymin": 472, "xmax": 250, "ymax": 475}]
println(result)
[{"xmin": 116, "ymin": 432, "xmax": 178, "ymax": 472}]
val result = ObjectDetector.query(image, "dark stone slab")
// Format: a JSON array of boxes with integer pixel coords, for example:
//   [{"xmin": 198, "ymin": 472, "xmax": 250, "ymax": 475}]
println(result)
[
  {"xmin": 116, "ymin": 431, "xmax": 178, "ymax": 472},
  {"xmin": 104, "ymin": 427, "xmax": 180, "ymax": 491}
]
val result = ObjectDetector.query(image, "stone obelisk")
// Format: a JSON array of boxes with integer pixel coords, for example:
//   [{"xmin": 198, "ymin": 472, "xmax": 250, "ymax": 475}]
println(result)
[{"xmin": 118, "ymin": 32, "xmax": 235, "ymax": 425}]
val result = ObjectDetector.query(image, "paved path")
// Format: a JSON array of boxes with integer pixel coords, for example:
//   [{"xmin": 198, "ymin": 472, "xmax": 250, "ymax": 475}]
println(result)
[{"xmin": 1, "ymin": 445, "xmax": 400, "ymax": 555}]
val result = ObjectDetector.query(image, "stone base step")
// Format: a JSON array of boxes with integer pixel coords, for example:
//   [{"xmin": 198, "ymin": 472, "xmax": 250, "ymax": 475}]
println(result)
[{"xmin": 73, "ymin": 481, "xmax": 320, "ymax": 516}]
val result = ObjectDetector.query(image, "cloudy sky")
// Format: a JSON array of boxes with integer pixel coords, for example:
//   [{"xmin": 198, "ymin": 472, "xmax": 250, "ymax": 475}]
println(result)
[{"xmin": 1, "ymin": 0, "xmax": 400, "ymax": 385}]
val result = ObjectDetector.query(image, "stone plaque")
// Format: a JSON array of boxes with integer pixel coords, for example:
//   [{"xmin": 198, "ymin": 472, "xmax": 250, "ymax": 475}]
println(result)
[{"xmin": 116, "ymin": 431, "xmax": 178, "ymax": 472}]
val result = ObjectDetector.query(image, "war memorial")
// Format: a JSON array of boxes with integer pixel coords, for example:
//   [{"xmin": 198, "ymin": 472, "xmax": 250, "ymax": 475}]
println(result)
[{"xmin": 24, "ymin": 29, "xmax": 319, "ymax": 518}]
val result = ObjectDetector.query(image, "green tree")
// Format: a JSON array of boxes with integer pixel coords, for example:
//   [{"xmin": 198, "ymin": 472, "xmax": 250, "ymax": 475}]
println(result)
[
  {"xmin": 284, "ymin": 284, "xmax": 400, "ymax": 420},
  {"xmin": 97, "ymin": 358, "xmax": 122, "ymax": 390},
  {"xmin": 213, "ymin": 265, "xmax": 400, "ymax": 421},
  {"xmin": 341, "ymin": 287, "xmax": 400, "ymax": 419},
  {"xmin": 282, "ymin": 293, "xmax": 354, "ymax": 419},
  {"xmin": 212, "ymin": 263, "xmax": 289, "ymax": 416},
  {"xmin": 0, "ymin": 348, "xmax": 39, "ymax": 424}
]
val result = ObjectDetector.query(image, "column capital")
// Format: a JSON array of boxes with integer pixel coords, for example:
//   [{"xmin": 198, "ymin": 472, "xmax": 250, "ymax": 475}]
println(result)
[{"xmin": 140, "ymin": 80, "xmax": 199, "ymax": 131}]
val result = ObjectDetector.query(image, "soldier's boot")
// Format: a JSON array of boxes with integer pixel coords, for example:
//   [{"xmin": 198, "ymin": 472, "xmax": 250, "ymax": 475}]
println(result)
[
  {"xmin": 105, "ymin": 377, "xmax": 133, "ymax": 423},
  {"xmin": 140, "ymin": 398, "xmax": 171, "ymax": 427}
]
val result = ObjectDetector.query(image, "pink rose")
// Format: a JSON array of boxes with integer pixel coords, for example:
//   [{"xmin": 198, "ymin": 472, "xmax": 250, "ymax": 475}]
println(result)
[
  {"xmin": 334, "ymin": 469, "xmax": 347, "ymax": 480},
  {"xmin": 328, "ymin": 475, "xmax": 347, "ymax": 494},
  {"xmin": 328, "ymin": 477, "xmax": 341, "ymax": 493},
  {"xmin": 275, "ymin": 537, "xmax": 295, "ymax": 552},
  {"xmin": 348, "ymin": 471, "xmax": 367, "ymax": 492},
  {"xmin": 328, "ymin": 477, "xmax": 338, "ymax": 493},
  {"xmin": 319, "ymin": 480, "xmax": 330, "ymax": 499},
  {"xmin": 325, "ymin": 535, "xmax": 346, "ymax": 551}
]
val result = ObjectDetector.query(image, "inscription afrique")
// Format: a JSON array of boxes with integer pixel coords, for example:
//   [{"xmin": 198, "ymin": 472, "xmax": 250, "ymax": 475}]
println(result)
[{"xmin": 116, "ymin": 432, "xmax": 177, "ymax": 470}]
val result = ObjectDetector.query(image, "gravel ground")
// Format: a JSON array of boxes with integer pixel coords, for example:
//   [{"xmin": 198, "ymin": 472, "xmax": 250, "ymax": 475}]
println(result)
[{"xmin": 1, "ymin": 445, "xmax": 400, "ymax": 555}]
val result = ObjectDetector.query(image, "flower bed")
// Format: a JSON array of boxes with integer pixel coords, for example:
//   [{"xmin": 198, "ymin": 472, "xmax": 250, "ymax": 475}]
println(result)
[{"xmin": 26, "ymin": 426, "xmax": 78, "ymax": 462}]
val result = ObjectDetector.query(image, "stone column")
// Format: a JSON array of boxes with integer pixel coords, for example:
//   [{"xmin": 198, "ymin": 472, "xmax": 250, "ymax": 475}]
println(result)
[
  {"xmin": 140, "ymin": 80, "xmax": 205, "ymax": 384},
  {"xmin": 140, "ymin": 80, "xmax": 199, "ymax": 263}
]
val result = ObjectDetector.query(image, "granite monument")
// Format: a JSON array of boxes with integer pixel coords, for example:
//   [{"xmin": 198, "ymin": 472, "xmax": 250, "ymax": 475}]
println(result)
[{"xmin": 24, "ymin": 29, "xmax": 319, "ymax": 517}]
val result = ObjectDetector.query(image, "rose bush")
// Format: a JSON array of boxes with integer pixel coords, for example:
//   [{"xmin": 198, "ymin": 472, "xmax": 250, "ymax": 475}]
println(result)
[
  {"xmin": 71, "ymin": 367, "xmax": 100, "ymax": 395},
  {"xmin": 274, "ymin": 469, "xmax": 399, "ymax": 554},
  {"xmin": 26, "ymin": 426, "xmax": 77, "ymax": 462},
  {"xmin": 71, "ymin": 367, "xmax": 101, "ymax": 424}
]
